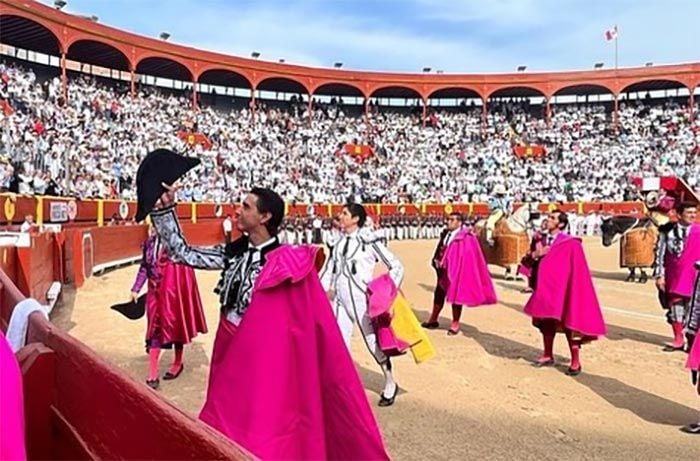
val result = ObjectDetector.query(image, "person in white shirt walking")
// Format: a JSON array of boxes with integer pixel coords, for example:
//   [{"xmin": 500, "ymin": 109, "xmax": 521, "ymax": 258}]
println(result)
[{"xmin": 320, "ymin": 203, "xmax": 405, "ymax": 407}]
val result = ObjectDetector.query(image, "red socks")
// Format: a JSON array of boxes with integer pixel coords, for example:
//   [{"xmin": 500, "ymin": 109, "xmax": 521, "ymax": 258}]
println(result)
[
  {"xmin": 537, "ymin": 321, "xmax": 556, "ymax": 362},
  {"xmin": 668, "ymin": 322, "xmax": 685, "ymax": 348},
  {"xmin": 148, "ymin": 345, "xmax": 185, "ymax": 380},
  {"xmin": 148, "ymin": 347, "xmax": 161, "ymax": 380},
  {"xmin": 538, "ymin": 332, "xmax": 555, "ymax": 362},
  {"xmin": 169, "ymin": 345, "xmax": 184, "ymax": 374},
  {"xmin": 427, "ymin": 303, "xmax": 443, "ymax": 323},
  {"xmin": 536, "ymin": 327, "xmax": 582, "ymax": 371},
  {"xmin": 566, "ymin": 332, "xmax": 581, "ymax": 371},
  {"xmin": 450, "ymin": 305, "xmax": 463, "ymax": 332}
]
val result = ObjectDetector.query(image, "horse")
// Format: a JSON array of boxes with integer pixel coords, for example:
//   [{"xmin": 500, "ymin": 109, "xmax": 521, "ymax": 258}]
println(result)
[
  {"xmin": 600, "ymin": 215, "xmax": 657, "ymax": 283},
  {"xmin": 474, "ymin": 204, "xmax": 536, "ymax": 280}
]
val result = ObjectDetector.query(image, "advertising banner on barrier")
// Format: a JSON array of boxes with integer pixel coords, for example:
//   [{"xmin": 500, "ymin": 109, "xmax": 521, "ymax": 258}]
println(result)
[{"xmin": 50, "ymin": 202, "xmax": 69, "ymax": 222}]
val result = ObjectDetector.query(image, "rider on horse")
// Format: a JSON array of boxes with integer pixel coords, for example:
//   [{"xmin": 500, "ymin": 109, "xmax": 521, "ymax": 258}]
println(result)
[
  {"xmin": 645, "ymin": 188, "xmax": 677, "ymax": 226},
  {"xmin": 486, "ymin": 184, "xmax": 514, "ymax": 246}
]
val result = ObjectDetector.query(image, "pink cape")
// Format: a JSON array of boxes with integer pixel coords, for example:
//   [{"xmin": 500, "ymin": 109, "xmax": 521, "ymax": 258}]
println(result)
[
  {"xmin": 664, "ymin": 224, "xmax": 700, "ymax": 298},
  {"xmin": 147, "ymin": 260, "xmax": 207, "ymax": 345},
  {"xmin": 517, "ymin": 233, "xmax": 545, "ymax": 278},
  {"xmin": 524, "ymin": 233, "xmax": 607, "ymax": 339},
  {"xmin": 199, "ymin": 245, "xmax": 388, "ymax": 461},
  {"xmin": 0, "ymin": 335, "xmax": 26, "ymax": 460},
  {"xmin": 688, "ymin": 337, "xmax": 700, "ymax": 371},
  {"xmin": 367, "ymin": 274, "xmax": 411, "ymax": 356},
  {"xmin": 440, "ymin": 228, "xmax": 497, "ymax": 306}
]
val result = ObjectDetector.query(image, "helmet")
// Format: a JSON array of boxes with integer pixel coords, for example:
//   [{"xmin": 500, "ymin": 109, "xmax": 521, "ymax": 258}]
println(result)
[{"xmin": 644, "ymin": 190, "xmax": 660, "ymax": 209}]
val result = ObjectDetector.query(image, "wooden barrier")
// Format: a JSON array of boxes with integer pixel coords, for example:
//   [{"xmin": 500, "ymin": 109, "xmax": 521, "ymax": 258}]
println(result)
[
  {"xmin": 88, "ymin": 225, "xmax": 148, "ymax": 269},
  {"xmin": 2, "ymin": 193, "xmax": 650, "ymax": 226},
  {"xmin": 0, "ymin": 269, "xmax": 251, "ymax": 460},
  {"xmin": 1, "ymin": 220, "xmax": 228, "ymax": 306}
]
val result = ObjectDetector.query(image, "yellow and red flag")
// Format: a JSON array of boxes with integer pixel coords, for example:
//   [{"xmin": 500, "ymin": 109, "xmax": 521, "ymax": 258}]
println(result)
[
  {"xmin": 513, "ymin": 145, "xmax": 547, "ymax": 159},
  {"xmin": 178, "ymin": 131, "xmax": 213, "ymax": 150},
  {"xmin": 343, "ymin": 143, "xmax": 374, "ymax": 162}
]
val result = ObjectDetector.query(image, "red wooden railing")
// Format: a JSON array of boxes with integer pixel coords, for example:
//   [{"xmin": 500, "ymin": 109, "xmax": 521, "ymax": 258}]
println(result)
[{"xmin": 0, "ymin": 221, "xmax": 251, "ymax": 460}]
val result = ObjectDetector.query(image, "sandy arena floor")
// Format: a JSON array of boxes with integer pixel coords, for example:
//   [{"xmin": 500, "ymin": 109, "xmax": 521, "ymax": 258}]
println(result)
[{"xmin": 52, "ymin": 237, "xmax": 700, "ymax": 460}]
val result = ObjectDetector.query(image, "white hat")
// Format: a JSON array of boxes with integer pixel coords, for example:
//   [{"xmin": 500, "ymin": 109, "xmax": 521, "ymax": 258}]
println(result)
[{"xmin": 493, "ymin": 184, "xmax": 506, "ymax": 195}]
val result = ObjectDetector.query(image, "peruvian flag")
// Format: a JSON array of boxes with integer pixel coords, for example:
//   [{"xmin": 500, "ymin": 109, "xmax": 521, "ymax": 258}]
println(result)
[{"xmin": 604, "ymin": 25, "xmax": 618, "ymax": 41}]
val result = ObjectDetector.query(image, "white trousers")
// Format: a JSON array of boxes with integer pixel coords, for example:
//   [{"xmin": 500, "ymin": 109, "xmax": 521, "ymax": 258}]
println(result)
[
  {"xmin": 333, "ymin": 276, "xmax": 386, "ymax": 364},
  {"xmin": 285, "ymin": 230, "xmax": 295, "ymax": 244}
]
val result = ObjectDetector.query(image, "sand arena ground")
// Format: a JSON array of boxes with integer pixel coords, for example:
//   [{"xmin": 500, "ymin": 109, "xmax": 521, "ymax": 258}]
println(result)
[{"xmin": 53, "ymin": 237, "xmax": 699, "ymax": 460}]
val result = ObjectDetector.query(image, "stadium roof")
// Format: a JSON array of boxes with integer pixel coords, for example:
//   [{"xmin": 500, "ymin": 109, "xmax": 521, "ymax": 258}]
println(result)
[{"xmin": 0, "ymin": 0, "xmax": 698, "ymax": 100}]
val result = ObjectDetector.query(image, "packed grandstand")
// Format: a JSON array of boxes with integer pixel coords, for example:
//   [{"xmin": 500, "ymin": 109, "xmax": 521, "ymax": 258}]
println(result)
[
  {"xmin": 1, "ymin": 5, "xmax": 698, "ymax": 207},
  {"xmin": 3, "ymin": 1, "xmax": 700, "ymax": 460}
]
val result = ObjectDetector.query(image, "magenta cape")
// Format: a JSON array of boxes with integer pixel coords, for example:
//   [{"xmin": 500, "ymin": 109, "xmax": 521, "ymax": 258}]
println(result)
[
  {"xmin": 688, "ymin": 337, "xmax": 700, "ymax": 371},
  {"xmin": 367, "ymin": 274, "xmax": 411, "ymax": 357},
  {"xmin": 524, "ymin": 233, "xmax": 607, "ymax": 339},
  {"xmin": 199, "ymin": 245, "xmax": 389, "ymax": 461},
  {"xmin": 0, "ymin": 335, "xmax": 26, "ymax": 461},
  {"xmin": 517, "ymin": 233, "xmax": 545, "ymax": 278},
  {"xmin": 664, "ymin": 224, "xmax": 700, "ymax": 298},
  {"xmin": 146, "ymin": 260, "xmax": 207, "ymax": 345},
  {"xmin": 440, "ymin": 228, "xmax": 497, "ymax": 307}
]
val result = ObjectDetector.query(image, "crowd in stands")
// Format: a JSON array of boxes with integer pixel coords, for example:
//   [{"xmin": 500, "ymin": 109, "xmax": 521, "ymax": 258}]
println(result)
[{"xmin": 1, "ymin": 59, "xmax": 699, "ymax": 206}]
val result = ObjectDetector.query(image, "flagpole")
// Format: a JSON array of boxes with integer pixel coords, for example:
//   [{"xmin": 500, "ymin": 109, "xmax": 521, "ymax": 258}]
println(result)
[{"xmin": 615, "ymin": 25, "xmax": 618, "ymax": 70}]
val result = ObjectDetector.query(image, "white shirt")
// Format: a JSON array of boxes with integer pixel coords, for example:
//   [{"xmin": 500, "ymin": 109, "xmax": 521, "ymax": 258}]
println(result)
[
  {"xmin": 320, "ymin": 229, "xmax": 404, "ymax": 293},
  {"xmin": 445, "ymin": 227, "xmax": 460, "ymax": 246}
]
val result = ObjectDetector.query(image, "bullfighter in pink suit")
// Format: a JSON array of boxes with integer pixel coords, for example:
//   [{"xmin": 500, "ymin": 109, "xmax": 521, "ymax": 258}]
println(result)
[
  {"xmin": 653, "ymin": 202, "xmax": 700, "ymax": 352},
  {"xmin": 525, "ymin": 210, "xmax": 607, "ymax": 376},
  {"xmin": 681, "ymin": 261, "xmax": 700, "ymax": 434},
  {"xmin": 422, "ymin": 213, "xmax": 496, "ymax": 335},
  {"xmin": 130, "ymin": 227, "xmax": 207, "ymax": 389},
  {"xmin": 517, "ymin": 219, "xmax": 548, "ymax": 293}
]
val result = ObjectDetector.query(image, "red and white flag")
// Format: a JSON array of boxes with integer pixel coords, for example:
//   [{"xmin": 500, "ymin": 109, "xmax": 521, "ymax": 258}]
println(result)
[{"xmin": 604, "ymin": 25, "xmax": 618, "ymax": 41}]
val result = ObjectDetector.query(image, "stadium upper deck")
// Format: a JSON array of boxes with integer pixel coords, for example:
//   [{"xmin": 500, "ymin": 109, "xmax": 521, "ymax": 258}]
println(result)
[{"xmin": 0, "ymin": 0, "xmax": 698, "ymax": 118}]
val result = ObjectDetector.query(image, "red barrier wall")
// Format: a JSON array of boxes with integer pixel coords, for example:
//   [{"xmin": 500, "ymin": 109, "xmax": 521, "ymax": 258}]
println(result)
[
  {"xmin": 89, "ymin": 225, "xmax": 148, "ymax": 268},
  {"xmin": 22, "ymin": 313, "xmax": 251, "ymax": 460},
  {"xmin": 0, "ymin": 249, "xmax": 19, "ymax": 329},
  {"xmin": 18, "ymin": 233, "xmax": 57, "ymax": 304},
  {"xmin": 1, "ymin": 193, "xmax": 651, "ymax": 226},
  {"xmin": 0, "ymin": 269, "xmax": 251, "ymax": 460}
]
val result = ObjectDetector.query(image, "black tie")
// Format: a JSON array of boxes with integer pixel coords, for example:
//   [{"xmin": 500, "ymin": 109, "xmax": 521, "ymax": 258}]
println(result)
[
  {"xmin": 245, "ymin": 247, "xmax": 257, "ymax": 268},
  {"xmin": 342, "ymin": 237, "xmax": 350, "ymax": 256}
]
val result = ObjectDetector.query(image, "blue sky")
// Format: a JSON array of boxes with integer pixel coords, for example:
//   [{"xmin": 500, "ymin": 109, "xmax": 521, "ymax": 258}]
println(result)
[{"xmin": 44, "ymin": 0, "xmax": 699, "ymax": 73}]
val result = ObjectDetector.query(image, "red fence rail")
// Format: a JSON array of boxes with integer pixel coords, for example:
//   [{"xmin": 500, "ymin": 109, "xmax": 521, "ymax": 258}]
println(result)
[{"xmin": 0, "ymin": 220, "xmax": 250, "ymax": 460}]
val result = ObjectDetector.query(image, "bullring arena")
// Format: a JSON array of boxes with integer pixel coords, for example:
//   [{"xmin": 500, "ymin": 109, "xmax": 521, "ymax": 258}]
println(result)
[
  {"xmin": 61, "ymin": 238, "xmax": 700, "ymax": 460},
  {"xmin": 1, "ymin": 0, "xmax": 700, "ymax": 460}
]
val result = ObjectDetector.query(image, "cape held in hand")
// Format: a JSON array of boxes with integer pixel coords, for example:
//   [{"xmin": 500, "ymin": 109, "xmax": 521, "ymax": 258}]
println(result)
[{"xmin": 199, "ymin": 244, "xmax": 389, "ymax": 460}]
